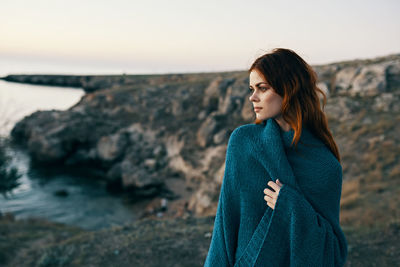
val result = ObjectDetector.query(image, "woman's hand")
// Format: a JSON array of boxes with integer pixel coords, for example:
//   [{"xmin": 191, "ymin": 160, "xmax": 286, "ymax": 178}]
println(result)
[{"xmin": 263, "ymin": 179, "xmax": 284, "ymax": 210}]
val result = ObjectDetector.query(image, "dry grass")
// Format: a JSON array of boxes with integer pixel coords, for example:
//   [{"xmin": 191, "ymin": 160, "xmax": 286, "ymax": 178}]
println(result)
[{"xmin": 340, "ymin": 179, "xmax": 361, "ymax": 209}]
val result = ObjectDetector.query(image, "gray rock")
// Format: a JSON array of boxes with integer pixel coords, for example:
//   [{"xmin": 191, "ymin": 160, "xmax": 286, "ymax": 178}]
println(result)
[
  {"xmin": 386, "ymin": 60, "xmax": 400, "ymax": 91},
  {"xmin": 197, "ymin": 115, "xmax": 218, "ymax": 147},
  {"xmin": 317, "ymin": 82, "xmax": 330, "ymax": 98},
  {"xmin": 96, "ymin": 132, "xmax": 128, "ymax": 162},
  {"xmin": 334, "ymin": 66, "xmax": 361, "ymax": 93},
  {"xmin": 351, "ymin": 63, "xmax": 388, "ymax": 96},
  {"xmin": 213, "ymin": 129, "xmax": 229, "ymax": 145},
  {"xmin": 372, "ymin": 92, "xmax": 396, "ymax": 112}
]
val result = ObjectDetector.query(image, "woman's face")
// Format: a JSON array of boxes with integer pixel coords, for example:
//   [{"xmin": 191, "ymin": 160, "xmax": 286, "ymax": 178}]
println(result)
[{"xmin": 249, "ymin": 69, "xmax": 283, "ymax": 120}]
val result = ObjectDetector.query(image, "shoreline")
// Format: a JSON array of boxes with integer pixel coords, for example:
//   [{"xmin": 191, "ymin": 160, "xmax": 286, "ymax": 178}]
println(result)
[{"xmin": 0, "ymin": 70, "xmax": 245, "ymax": 93}]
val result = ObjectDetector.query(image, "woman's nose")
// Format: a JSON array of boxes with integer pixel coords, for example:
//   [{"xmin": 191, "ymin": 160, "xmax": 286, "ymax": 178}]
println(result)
[{"xmin": 249, "ymin": 92, "xmax": 258, "ymax": 102}]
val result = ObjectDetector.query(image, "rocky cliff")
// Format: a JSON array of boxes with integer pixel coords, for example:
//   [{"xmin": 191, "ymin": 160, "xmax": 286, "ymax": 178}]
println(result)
[{"xmin": 8, "ymin": 53, "xmax": 400, "ymax": 228}]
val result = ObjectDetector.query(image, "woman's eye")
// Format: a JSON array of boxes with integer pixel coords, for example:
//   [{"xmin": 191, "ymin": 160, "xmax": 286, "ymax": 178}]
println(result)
[{"xmin": 249, "ymin": 87, "xmax": 269, "ymax": 93}]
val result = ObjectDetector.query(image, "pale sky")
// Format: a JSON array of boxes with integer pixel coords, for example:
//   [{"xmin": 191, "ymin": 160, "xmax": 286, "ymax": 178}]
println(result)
[{"xmin": 0, "ymin": 0, "xmax": 399, "ymax": 75}]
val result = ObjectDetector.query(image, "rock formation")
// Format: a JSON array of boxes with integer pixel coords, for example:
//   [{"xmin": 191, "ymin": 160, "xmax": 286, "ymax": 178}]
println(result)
[{"xmin": 8, "ymin": 53, "xmax": 400, "ymax": 226}]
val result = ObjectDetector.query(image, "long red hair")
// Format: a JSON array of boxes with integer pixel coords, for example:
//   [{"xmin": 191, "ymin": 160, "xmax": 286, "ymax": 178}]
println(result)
[{"xmin": 249, "ymin": 48, "xmax": 341, "ymax": 163}]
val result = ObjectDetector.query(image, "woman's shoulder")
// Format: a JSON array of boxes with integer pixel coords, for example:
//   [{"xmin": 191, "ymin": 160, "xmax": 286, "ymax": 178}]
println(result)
[
  {"xmin": 225, "ymin": 123, "xmax": 263, "ymax": 153},
  {"xmin": 229, "ymin": 123, "xmax": 261, "ymax": 142}
]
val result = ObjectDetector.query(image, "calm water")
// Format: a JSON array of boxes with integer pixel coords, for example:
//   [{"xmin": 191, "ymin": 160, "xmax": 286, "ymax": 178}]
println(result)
[
  {"xmin": 0, "ymin": 79, "xmax": 85, "ymax": 137},
  {"xmin": 0, "ymin": 80, "xmax": 138, "ymax": 230}
]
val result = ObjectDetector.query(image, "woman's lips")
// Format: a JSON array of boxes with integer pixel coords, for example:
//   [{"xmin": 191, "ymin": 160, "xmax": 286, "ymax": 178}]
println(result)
[{"xmin": 254, "ymin": 107, "xmax": 262, "ymax": 112}]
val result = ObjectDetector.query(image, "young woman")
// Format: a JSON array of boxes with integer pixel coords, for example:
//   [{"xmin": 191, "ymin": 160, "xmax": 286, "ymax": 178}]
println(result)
[{"xmin": 204, "ymin": 48, "xmax": 348, "ymax": 267}]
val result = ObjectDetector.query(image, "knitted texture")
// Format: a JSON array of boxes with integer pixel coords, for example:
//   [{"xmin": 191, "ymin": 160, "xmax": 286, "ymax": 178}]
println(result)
[{"xmin": 204, "ymin": 118, "xmax": 348, "ymax": 267}]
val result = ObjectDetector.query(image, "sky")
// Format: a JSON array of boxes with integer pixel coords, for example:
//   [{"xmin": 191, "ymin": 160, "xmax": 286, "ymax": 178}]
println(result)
[{"xmin": 0, "ymin": 0, "xmax": 399, "ymax": 75}]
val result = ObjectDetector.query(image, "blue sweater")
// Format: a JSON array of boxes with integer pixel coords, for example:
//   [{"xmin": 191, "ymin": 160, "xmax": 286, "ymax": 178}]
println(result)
[{"xmin": 204, "ymin": 118, "xmax": 348, "ymax": 267}]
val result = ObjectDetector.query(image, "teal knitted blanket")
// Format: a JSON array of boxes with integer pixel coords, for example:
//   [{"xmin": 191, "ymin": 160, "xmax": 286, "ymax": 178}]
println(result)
[{"xmin": 204, "ymin": 118, "xmax": 348, "ymax": 267}]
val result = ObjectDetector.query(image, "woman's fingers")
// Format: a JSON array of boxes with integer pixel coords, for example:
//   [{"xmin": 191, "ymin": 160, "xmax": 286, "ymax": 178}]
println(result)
[
  {"xmin": 264, "ymin": 195, "xmax": 273, "ymax": 202},
  {"xmin": 264, "ymin": 179, "xmax": 284, "ymax": 210},
  {"xmin": 267, "ymin": 180, "xmax": 281, "ymax": 192},
  {"xmin": 263, "ymin": 188, "xmax": 275, "ymax": 197},
  {"xmin": 266, "ymin": 201, "xmax": 274, "ymax": 210},
  {"xmin": 264, "ymin": 195, "xmax": 276, "ymax": 208},
  {"xmin": 264, "ymin": 188, "xmax": 277, "ymax": 204}
]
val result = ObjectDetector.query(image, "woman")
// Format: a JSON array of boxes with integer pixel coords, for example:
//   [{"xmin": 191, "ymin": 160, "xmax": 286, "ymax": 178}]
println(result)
[{"xmin": 204, "ymin": 48, "xmax": 348, "ymax": 267}]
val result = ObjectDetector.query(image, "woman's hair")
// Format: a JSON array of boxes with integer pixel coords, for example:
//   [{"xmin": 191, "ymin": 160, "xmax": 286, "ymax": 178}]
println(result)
[{"xmin": 248, "ymin": 48, "xmax": 341, "ymax": 163}]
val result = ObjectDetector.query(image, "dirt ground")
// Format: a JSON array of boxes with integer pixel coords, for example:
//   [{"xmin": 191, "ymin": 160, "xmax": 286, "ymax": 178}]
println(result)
[{"xmin": 1, "ymin": 212, "xmax": 399, "ymax": 267}]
